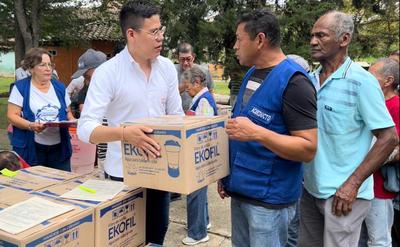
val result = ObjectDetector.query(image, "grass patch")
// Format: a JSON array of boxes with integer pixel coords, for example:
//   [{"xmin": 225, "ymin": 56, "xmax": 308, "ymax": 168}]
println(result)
[
  {"xmin": 0, "ymin": 98, "xmax": 8, "ymax": 129},
  {"xmin": 214, "ymin": 80, "xmax": 229, "ymax": 95},
  {"xmin": 0, "ymin": 77, "xmax": 14, "ymax": 94}
]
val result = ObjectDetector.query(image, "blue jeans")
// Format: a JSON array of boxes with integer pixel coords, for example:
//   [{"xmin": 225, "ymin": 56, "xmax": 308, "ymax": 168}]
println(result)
[
  {"xmin": 187, "ymin": 186, "xmax": 209, "ymax": 240},
  {"xmin": 359, "ymin": 198, "xmax": 394, "ymax": 247},
  {"xmin": 34, "ymin": 142, "xmax": 71, "ymax": 171},
  {"xmin": 231, "ymin": 197, "xmax": 296, "ymax": 247},
  {"xmin": 105, "ymin": 173, "xmax": 170, "ymax": 245},
  {"xmin": 286, "ymin": 201, "xmax": 300, "ymax": 247}
]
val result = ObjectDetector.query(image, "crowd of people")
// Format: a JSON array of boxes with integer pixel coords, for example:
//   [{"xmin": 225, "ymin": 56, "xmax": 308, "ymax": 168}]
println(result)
[{"xmin": 3, "ymin": 0, "xmax": 399, "ymax": 246}]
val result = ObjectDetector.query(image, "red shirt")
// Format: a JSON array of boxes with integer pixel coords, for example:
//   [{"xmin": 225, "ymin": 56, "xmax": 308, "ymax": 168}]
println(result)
[{"xmin": 373, "ymin": 95, "xmax": 399, "ymax": 199}]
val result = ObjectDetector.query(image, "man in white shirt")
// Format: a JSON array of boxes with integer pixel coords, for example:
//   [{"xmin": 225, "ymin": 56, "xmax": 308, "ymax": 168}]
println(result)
[{"xmin": 77, "ymin": 0, "xmax": 183, "ymax": 245}]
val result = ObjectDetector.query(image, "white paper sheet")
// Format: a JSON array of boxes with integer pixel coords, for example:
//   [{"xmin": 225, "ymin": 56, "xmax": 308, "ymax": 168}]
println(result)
[
  {"xmin": 0, "ymin": 196, "xmax": 74, "ymax": 234},
  {"xmin": 60, "ymin": 179, "xmax": 126, "ymax": 202}
]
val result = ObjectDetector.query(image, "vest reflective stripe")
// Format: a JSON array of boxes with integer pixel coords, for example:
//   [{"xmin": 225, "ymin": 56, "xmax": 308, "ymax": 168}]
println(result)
[{"xmin": 223, "ymin": 59, "xmax": 310, "ymax": 205}]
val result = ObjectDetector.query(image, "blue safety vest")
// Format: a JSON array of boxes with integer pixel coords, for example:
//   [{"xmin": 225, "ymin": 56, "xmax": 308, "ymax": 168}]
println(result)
[
  {"xmin": 223, "ymin": 59, "xmax": 310, "ymax": 205},
  {"xmin": 11, "ymin": 77, "xmax": 72, "ymax": 165},
  {"xmin": 189, "ymin": 90, "xmax": 218, "ymax": 116}
]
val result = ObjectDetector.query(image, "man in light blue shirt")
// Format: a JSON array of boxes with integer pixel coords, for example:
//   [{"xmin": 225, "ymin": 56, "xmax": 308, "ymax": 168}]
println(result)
[{"xmin": 298, "ymin": 10, "xmax": 398, "ymax": 247}]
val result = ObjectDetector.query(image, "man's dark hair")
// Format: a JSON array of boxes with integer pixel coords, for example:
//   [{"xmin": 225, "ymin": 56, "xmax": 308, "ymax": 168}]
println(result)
[
  {"xmin": 177, "ymin": 42, "xmax": 194, "ymax": 54},
  {"xmin": 119, "ymin": 0, "xmax": 161, "ymax": 39},
  {"xmin": 0, "ymin": 151, "xmax": 21, "ymax": 171},
  {"xmin": 237, "ymin": 9, "xmax": 280, "ymax": 47}
]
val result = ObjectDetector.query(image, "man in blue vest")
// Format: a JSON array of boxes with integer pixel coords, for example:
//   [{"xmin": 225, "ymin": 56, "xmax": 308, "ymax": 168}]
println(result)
[{"xmin": 217, "ymin": 9, "xmax": 318, "ymax": 247}]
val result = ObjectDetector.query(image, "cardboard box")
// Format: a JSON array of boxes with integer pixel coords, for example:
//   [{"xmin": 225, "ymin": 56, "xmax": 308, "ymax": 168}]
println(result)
[
  {"xmin": 121, "ymin": 115, "xmax": 229, "ymax": 194},
  {"xmin": 0, "ymin": 191, "xmax": 94, "ymax": 247},
  {"xmin": 217, "ymin": 104, "xmax": 232, "ymax": 117},
  {"xmin": 0, "ymin": 166, "xmax": 80, "ymax": 192},
  {"xmin": 38, "ymin": 177, "xmax": 146, "ymax": 247},
  {"xmin": 24, "ymin": 166, "xmax": 80, "ymax": 180}
]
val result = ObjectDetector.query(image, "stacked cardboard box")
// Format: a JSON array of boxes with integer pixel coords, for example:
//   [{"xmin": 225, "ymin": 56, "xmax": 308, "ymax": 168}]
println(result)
[
  {"xmin": 0, "ymin": 166, "xmax": 146, "ymax": 247},
  {"xmin": 38, "ymin": 177, "xmax": 146, "ymax": 247},
  {"xmin": 0, "ymin": 188, "xmax": 94, "ymax": 246},
  {"xmin": 0, "ymin": 166, "xmax": 80, "ymax": 192}
]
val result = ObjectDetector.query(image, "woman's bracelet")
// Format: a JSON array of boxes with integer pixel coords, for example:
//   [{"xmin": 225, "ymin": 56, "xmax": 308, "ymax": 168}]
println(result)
[{"xmin": 28, "ymin": 122, "xmax": 33, "ymax": 131}]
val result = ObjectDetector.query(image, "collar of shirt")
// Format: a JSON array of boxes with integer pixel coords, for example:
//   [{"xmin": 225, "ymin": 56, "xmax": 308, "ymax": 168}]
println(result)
[
  {"xmin": 122, "ymin": 46, "xmax": 159, "ymax": 70},
  {"xmin": 190, "ymin": 87, "xmax": 209, "ymax": 106},
  {"xmin": 311, "ymin": 57, "xmax": 352, "ymax": 91}
]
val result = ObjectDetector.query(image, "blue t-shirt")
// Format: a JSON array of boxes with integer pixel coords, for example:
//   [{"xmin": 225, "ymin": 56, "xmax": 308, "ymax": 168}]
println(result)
[{"xmin": 304, "ymin": 57, "xmax": 394, "ymax": 200}]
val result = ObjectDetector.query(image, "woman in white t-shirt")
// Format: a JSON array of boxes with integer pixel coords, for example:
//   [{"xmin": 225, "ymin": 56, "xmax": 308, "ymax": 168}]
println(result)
[{"xmin": 7, "ymin": 48, "xmax": 74, "ymax": 171}]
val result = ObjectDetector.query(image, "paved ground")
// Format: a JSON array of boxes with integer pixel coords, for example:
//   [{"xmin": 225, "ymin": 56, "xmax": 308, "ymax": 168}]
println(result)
[{"xmin": 164, "ymin": 183, "xmax": 232, "ymax": 247}]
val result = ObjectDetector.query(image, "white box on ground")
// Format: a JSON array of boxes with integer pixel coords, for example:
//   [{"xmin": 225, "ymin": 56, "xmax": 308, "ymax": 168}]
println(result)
[{"xmin": 121, "ymin": 115, "xmax": 229, "ymax": 194}]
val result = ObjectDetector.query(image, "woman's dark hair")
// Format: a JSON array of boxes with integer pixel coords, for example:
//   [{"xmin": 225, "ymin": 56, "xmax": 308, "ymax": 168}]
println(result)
[
  {"xmin": 0, "ymin": 151, "xmax": 21, "ymax": 171},
  {"xmin": 237, "ymin": 9, "xmax": 281, "ymax": 47},
  {"xmin": 21, "ymin": 47, "xmax": 51, "ymax": 70},
  {"xmin": 119, "ymin": 0, "xmax": 161, "ymax": 39}
]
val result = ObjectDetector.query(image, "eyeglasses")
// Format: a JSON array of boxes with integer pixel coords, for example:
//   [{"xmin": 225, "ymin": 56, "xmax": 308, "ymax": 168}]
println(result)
[
  {"xmin": 179, "ymin": 56, "xmax": 193, "ymax": 63},
  {"xmin": 37, "ymin": 63, "xmax": 54, "ymax": 69},
  {"xmin": 138, "ymin": 26, "xmax": 166, "ymax": 39}
]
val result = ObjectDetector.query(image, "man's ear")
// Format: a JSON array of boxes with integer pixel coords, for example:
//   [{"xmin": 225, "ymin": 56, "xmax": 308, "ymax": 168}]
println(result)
[
  {"xmin": 339, "ymin": 32, "xmax": 351, "ymax": 48},
  {"xmin": 384, "ymin": 75, "xmax": 395, "ymax": 88},
  {"xmin": 126, "ymin": 28, "xmax": 135, "ymax": 40},
  {"xmin": 192, "ymin": 53, "xmax": 196, "ymax": 61},
  {"xmin": 257, "ymin": 32, "xmax": 266, "ymax": 49}
]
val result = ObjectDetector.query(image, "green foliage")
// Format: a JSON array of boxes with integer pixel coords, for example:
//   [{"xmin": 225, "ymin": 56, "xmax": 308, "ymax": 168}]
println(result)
[
  {"xmin": 0, "ymin": 77, "xmax": 14, "ymax": 94},
  {"xmin": 214, "ymin": 80, "xmax": 229, "ymax": 95},
  {"xmin": 0, "ymin": 98, "xmax": 8, "ymax": 130}
]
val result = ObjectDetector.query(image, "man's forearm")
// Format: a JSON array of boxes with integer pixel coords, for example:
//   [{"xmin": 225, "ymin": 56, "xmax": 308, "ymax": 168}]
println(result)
[
  {"xmin": 254, "ymin": 127, "xmax": 317, "ymax": 162},
  {"xmin": 348, "ymin": 127, "xmax": 398, "ymax": 186},
  {"xmin": 89, "ymin": 126, "xmax": 122, "ymax": 144}
]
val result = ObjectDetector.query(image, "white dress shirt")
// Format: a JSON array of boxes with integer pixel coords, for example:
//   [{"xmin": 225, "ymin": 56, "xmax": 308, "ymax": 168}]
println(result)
[{"xmin": 78, "ymin": 46, "xmax": 184, "ymax": 177}]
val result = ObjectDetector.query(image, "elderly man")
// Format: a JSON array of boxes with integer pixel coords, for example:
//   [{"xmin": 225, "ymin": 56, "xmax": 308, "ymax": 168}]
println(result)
[
  {"xmin": 175, "ymin": 42, "xmax": 214, "ymax": 112},
  {"xmin": 77, "ymin": 0, "xmax": 183, "ymax": 245},
  {"xmin": 298, "ymin": 11, "xmax": 398, "ymax": 247},
  {"xmin": 358, "ymin": 58, "xmax": 399, "ymax": 247},
  {"xmin": 218, "ymin": 9, "xmax": 318, "ymax": 247}
]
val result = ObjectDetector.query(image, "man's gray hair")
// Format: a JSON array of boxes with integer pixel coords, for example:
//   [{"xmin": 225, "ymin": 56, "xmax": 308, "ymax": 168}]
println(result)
[
  {"xmin": 373, "ymin": 57, "xmax": 399, "ymax": 90},
  {"xmin": 181, "ymin": 67, "xmax": 207, "ymax": 87},
  {"xmin": 325, "ymin": 10, "xmax": 354, "ymax": 40}
]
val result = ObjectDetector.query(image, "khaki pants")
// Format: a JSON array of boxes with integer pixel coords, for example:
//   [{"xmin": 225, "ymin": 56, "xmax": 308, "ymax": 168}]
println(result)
[{"xmin": 298, "ymin": 188, "xmax": 371, "ymax": 247}]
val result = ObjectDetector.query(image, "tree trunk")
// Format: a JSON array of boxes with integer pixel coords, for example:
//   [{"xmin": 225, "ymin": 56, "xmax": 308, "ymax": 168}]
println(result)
[
  {"xmin": 31, "ymin": 0, "xmax": 40, "ymax": 47},
  {"xmin": 14, "ymin": 15, "xmax": 25, "ymax": 68},
  {"xmin": 14, "ymin": 0, "xmax": 33, "ymax": 52}
]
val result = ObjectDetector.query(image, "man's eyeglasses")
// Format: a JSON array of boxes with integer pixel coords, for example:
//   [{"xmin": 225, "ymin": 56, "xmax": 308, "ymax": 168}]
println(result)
[
  {"xmin": 138, "ymin": 26, "xmax": 166, "ymax": 39},
  {"xmin": 179, "ymin": 57, "xmax": 193, "ymax": 63}
]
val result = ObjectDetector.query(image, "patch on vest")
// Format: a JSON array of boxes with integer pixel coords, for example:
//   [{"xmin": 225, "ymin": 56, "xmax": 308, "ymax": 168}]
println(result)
[{"xmin": 249, "ymin": 107, "xmax": 273, "ymax": 124}]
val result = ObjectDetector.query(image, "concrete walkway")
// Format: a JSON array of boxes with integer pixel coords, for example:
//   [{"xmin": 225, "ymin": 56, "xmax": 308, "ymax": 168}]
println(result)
[{"xmin": 164, "ymin": 182, "xmax": 232, "ymax": 247}]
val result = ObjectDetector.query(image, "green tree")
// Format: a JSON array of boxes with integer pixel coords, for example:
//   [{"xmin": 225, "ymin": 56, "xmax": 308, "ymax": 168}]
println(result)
[{"xmin": 0, "ymin": 0, "xmax": 90, "ymax": 66}]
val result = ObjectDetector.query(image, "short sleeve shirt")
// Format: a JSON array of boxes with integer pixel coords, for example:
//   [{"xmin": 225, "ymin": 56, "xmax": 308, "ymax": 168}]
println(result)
[{"xmin": 303, "ymin": 57, "xmax": 395, "ymax": 200}]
